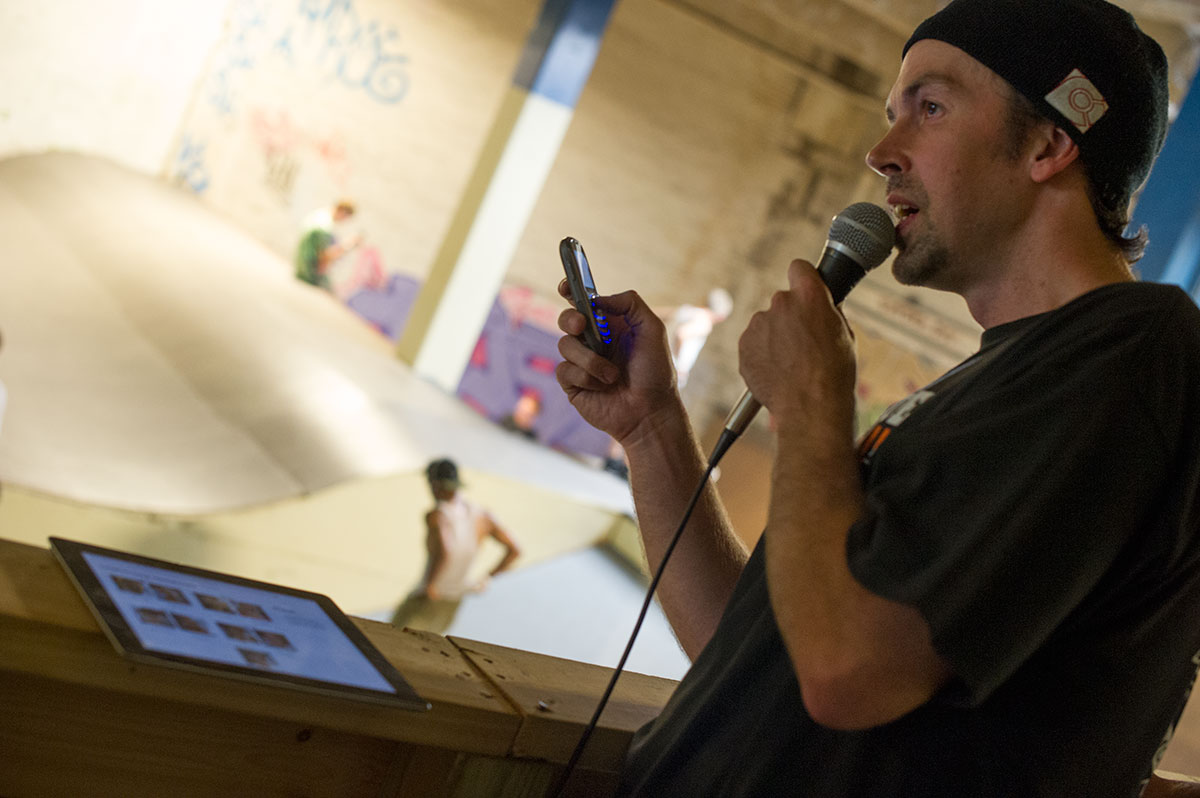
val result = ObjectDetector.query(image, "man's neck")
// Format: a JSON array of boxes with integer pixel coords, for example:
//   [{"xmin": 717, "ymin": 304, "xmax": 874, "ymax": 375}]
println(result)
[{"xmin": 960, "ymin": 207, "xmax": 1134, "ymax": 329}]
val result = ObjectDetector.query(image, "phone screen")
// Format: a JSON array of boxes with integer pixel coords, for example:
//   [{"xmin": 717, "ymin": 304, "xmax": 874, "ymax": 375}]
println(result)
[{"xmin": 574, "ymin": 242, "xmax": 598, "ymax": 295}]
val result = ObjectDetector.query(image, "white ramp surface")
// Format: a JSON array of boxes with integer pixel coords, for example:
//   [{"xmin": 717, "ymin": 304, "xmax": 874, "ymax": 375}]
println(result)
[{"xmin": 0, "ymin": 152, "xmax": 632, "ymax": 516}]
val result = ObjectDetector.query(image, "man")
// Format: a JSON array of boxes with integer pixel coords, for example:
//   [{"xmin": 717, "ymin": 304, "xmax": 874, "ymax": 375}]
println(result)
[
  {"xmin": 663, "ymin": 287, "xmax": 734, "ymax": 388},
  {"xmin": 554, "ymin": 1, "xmax": 1200, "ymax": 795},
  {"xmin": 294, "ymin": 199, "xmax": 361, "ymax": 289},
  {"xmin": 391, "ymin": 459, "xmax": 521, "ymax": 634}
]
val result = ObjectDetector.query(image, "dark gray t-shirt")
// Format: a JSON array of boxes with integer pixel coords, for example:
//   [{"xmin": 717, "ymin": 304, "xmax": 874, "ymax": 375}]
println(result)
[{"xmin": 618, "ymin": 282, "xmax": 1200, "ymax": 797}]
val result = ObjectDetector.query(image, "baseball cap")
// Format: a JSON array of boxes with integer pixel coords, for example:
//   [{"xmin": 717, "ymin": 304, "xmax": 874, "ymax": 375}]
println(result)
[{"xmin": 425, "ymin": 458, "xmax": 462, "ymax": 486}]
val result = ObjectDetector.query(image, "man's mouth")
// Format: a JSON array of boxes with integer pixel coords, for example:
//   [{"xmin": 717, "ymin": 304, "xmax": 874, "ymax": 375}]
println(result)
[{"xmin": 891, "ymin": 203, "xmax": 920, "ymax": 240}]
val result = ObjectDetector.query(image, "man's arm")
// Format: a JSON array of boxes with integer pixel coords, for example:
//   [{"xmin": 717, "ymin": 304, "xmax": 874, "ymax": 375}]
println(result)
[
  {"xmin": 484, "ymin": 518, "xmax": 521, "ymax": 577},
  {"xmin": 317, "ymin": 234, "xmax": 363, "ymax": 271},
  {"xmin": 619, "ymin": 393, "xmax": 748, "ymax": 658},
  {"xmin": 1145, "ymin": 774, "xmax": 1200, "ymax": 797},
  {"xmin": 556, "ymin": 284, "xmax": 747, "ymax": 658},
  {"xmin": 740, "ymin": 260, "xmax": 950, "ymax": 729}
]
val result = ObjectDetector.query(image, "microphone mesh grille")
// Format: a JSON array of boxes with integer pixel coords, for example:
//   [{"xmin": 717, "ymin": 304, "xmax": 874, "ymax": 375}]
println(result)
[{"xmin": 828, "ymin": 202, "xmax": 896, "ymax": 270}]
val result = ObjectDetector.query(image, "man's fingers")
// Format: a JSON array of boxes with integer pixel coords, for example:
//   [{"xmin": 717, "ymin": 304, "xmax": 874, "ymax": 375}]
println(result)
[
  {"xmin": 593, "ymin": 289, "xmax": 642, "ymax": 318},
  {"xmin": 559, "ymin": 286, "xmax": 645, "ymax": 324},
  {"xmin": 555, "ymin": 357, "xmax": 611, "ymax": 394},
  {"xmin": 787, "ymin": 258, "xmax": 844, "ymax": 310},
  {"xmin": 557, "ymin": 334, "xmax": 619, "ymax": 386},
  {"xmin": 786, "ymin": 258, "xmax": 820, "ymax": 292},
  {"xmin": 557, "ymin": 286, "xmax": 628, "ymax": 388},
  {"xmin": 558, "ymin": 306, "xmax": 585, "ymax": 336}
]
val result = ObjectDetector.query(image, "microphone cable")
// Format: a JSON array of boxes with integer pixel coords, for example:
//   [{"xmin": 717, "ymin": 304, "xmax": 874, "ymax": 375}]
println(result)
[{"xmin": 549, "ymin": 429, "xmax": 737, "ymax": 797}]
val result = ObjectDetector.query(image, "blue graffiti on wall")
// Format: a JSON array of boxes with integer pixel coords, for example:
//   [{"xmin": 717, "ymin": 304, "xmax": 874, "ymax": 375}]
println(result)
[
  {"xmin": 173, "ymin": 135, "xmax": 211, "ymax": 194},
  {"xmin": 208, "ymin": 0, "xmax": 269, "ymax": 115},
  {"xmin": 207, "ymin": 0, "xmax": 411, "ymax": 114},
  {"xmin": 283, "ymin": 0, "xmax": 410, "ymax": 104}
]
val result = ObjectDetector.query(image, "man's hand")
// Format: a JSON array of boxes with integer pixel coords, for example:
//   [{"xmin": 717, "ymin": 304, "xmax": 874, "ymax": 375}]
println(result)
[
  {"xmin": 738, "ymin": 259, "xmax": 857, "ymax": 437},
  {"xmin": 555, "ymin": 280, "xmax": 680, "ymax": 448}
]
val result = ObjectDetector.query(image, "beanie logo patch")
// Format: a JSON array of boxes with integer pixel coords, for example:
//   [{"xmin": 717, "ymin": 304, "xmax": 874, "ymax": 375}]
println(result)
[{"xmin": 1045, "ymin": 69, "xmax": 1108, "ymax": 134}]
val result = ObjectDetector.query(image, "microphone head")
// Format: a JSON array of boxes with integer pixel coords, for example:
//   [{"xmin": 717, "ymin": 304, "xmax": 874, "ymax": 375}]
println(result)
[{"xmin": 828, "ymin": 202, "xmax": 896, "ymax": 271}]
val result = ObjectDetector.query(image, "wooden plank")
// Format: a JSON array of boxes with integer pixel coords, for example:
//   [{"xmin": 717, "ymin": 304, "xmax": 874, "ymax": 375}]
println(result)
[
  {"xmin": 450, "ymin": 637, "xmax": 676, "ymax": 771},
  {"xmin": 0, "ymin": 539, "xmax": 521, "ymax": 756},
  {"xmin": 0, "ymin": 537, "xmax": 97, "ymax": 631},
  {"xmin": 0, "ymin": 536, "xmax": 677, "ymax": 794},
  {"xmin": 1, "ymin": 665, "xmax": 615, "ymax": 798},
  {"xmin": 0, "ymin": 669, "xmax": 407, "ymax": 798},
  {"xmin": 379, "ymin": 744, "xmax": 463, "ymax": 798},
  {"xmin": 0, "ymin": 614, "xmax": 519, "ymax": 757}
]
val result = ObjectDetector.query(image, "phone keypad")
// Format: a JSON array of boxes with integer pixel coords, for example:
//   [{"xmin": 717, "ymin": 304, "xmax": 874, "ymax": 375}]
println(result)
[{"xmin": 590, "ymin": 298, "xmax": 614, "ymax": 347}]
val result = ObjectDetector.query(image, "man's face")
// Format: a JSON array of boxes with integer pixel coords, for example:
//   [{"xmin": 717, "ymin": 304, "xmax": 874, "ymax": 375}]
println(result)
[
  {"xmin": 429, "ymin": 479, "xmax": 458, "ymax": 501},
  {"xmin": 866, "ymin": 40, "xmax": 1034, "ymax": 293}
]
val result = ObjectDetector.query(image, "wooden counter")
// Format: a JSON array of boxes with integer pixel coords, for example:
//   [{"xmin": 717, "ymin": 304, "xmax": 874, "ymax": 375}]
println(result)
[{"xmin": 0, "ymin": 538, "xmax": 676, "ymax": 797}]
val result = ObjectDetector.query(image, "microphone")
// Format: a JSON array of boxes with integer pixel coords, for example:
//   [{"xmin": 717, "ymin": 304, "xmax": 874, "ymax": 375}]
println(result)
[{"xmin": 709, "ymin": 202, "xmax": 896, "ymax": 466}]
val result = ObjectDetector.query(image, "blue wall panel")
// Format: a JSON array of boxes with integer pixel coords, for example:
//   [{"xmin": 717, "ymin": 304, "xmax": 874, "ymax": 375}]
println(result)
[
  {"xmin": 512, "ymin": 0, "xmax": 618, "ymax": 108},
  {"xmin": 1131, "ymin": 73, "xmax": 1200, "ymax": 291}
]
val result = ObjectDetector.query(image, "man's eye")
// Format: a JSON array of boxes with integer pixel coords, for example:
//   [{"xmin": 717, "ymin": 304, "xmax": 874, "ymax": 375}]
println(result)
[{"xmin": 922, "ymin": 100, "xmax": 941, "ymax": 116}]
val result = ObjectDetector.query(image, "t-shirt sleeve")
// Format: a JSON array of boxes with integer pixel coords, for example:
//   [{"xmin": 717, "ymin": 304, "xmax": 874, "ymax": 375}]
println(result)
[{"xmin": 846, "ymin": 314, "xmax": 1177, "ymax": 707}]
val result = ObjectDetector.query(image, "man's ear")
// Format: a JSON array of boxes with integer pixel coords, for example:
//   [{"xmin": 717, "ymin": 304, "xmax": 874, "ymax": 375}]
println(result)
[{"xmin": 1029, "ymin": 124, "xmax": 1081, "ymax": 183}]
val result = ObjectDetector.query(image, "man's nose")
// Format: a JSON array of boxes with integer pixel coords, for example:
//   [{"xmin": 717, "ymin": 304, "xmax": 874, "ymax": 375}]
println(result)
[{"xmin": 866, "ymin": 125, "xmax": 908, "ymax": 177}]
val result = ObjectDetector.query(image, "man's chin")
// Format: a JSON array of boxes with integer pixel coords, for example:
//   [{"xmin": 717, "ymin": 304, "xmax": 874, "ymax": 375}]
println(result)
[
  {"xmin": 891, "ymin": 256, "xmax": 926, "ymax": 287},
  {"xmin": 891, "ymin": 247, "xmax": 948, "ymax": 289}
]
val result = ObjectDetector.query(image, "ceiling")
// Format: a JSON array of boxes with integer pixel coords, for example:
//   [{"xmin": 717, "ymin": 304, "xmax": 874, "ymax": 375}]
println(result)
[{"xmin": 673, "ymin": 0, "xmax": 1200, "ymax": 110}]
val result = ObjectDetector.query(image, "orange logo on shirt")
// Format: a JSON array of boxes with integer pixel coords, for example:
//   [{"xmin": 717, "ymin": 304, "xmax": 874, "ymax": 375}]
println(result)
[{"xmin": 857, "ymin": 389, "xmax": 934, "ymax": 467}]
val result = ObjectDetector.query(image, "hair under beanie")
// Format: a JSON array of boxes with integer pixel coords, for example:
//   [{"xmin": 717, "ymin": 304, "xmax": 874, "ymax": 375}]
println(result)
[{"xmin": 904, "ymin": 0, "xmax": 1169, "ymax": 211}]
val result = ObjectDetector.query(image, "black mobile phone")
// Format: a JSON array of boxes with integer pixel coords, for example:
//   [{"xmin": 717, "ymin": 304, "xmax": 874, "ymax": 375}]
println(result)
[{"xmin": 560, "ymin": 237, "xmax": 613, "ymax": 356}]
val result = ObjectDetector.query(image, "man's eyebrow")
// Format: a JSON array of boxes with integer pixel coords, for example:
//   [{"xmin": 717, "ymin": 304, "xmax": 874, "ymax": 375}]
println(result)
[{"xmin": 885, "ymin": 71, "xmax": 963, "ymax": 123}]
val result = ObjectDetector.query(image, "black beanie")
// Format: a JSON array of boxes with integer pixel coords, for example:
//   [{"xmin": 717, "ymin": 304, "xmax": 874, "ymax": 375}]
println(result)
[{"xmin": 904, "ymin": 0, "xmax": 1169, "ymax": 212}]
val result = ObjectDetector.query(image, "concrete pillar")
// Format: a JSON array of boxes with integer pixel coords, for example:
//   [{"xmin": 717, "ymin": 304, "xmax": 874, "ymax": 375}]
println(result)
[{"xmin": 396, "ymin": 0, "xmax": 618, "ymax": 392}]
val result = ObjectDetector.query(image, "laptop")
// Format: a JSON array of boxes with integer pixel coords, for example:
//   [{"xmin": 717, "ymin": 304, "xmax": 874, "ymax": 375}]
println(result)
[{"xmin": 50, "ymin": 536, "xmax": 429, "ymax": 712}]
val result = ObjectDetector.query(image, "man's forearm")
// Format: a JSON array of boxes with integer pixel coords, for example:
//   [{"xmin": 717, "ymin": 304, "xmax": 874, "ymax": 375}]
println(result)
[
  {"xmin": 764, "ymin": 420, "xmax": 948, "ymax": 729},
  {"xmin": 623, "ymin": 400, "xmax": 748, "ymax": 659},
  {"xmin": 1145, "ymin": 773, "xmax": 1200, "ymax": 797},
  {"xmin": 490, "ymin": 546, "xmax": 519, "ymax": 575}
]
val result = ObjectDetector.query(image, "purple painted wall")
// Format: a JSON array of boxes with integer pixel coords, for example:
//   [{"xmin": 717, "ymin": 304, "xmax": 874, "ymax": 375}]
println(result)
[
  {"xmin": 344, "ymin": 277, "xmax": 612, "ymax": 459},
  {"xmin": 345, "ymin": 271, "xmax": 421, "ymax": 339}
]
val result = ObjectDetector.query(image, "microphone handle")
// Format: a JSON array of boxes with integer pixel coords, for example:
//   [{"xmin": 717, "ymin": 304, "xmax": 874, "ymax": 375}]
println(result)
[{"xmin": 720, "ymin": 245, "xmax": 867, "ymax": 439}]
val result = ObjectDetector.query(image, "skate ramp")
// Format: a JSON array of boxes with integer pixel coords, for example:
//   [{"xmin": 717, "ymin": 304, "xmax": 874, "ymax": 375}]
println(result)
[{"xmin": 0, "ymin": 152, "xmax": 632, "ymax": 517}]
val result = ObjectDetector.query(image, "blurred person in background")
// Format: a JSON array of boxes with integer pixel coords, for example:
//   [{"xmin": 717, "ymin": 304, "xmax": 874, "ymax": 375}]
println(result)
[
  {"xmin": 391, "ymin": 459, "xmax": 520, "ymax": 635},
  {"xmin": 294, "ymin": 199, "xmax": 361, "ymax": 290}
]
